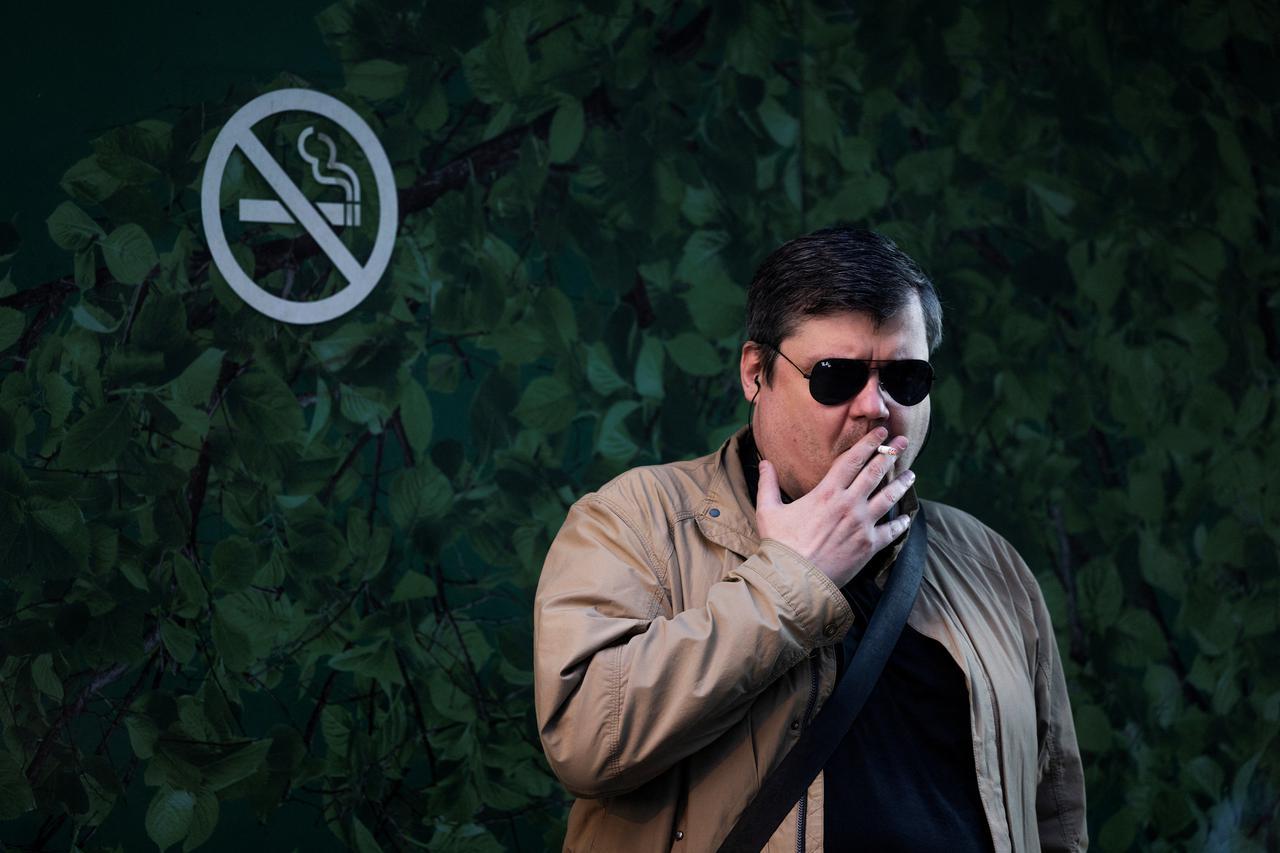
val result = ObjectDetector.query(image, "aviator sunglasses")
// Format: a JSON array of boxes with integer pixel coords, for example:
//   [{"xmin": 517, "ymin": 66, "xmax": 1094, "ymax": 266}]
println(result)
[{"xmin": 766, "ymin": 344, "xmax": 934, "ymax": 407}]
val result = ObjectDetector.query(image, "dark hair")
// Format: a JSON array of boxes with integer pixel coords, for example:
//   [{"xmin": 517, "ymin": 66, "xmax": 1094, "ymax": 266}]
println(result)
[{"xmin": 746, "ymin": 226, "xmax": 943, "ymax": 382}]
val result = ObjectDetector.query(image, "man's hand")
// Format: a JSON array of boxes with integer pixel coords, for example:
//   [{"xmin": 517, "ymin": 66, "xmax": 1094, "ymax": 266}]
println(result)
[{"xmin": 756, "ymin": 426, "xmax": 915, "ymax": 588}]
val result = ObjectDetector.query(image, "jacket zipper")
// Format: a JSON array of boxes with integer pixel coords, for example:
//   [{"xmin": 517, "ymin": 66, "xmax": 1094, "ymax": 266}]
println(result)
[{"xmin": 795, "ymin": 651, "xmax": 820, "ymax": 853}]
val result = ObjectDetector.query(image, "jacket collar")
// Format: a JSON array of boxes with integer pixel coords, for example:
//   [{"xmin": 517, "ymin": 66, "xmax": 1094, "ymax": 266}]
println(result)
[{"xmin": 695, "ymin": 427, "xmax": 920, "ymax": 581}]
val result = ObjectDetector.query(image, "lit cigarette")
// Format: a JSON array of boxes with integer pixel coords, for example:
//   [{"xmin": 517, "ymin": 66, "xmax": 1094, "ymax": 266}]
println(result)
[{"xmin": 876, "ymin": 445, "xmax": 898, "ymax": 456}]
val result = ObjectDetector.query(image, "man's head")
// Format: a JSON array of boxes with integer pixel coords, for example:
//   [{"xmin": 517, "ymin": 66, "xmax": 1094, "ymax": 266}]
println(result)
[{"xmin": 739, "ymin": 227, "xmax": 943, "ymax": 498}]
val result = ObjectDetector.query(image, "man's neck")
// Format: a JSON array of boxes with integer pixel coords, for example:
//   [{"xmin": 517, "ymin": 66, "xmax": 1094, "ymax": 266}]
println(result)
[{"xmin": 738, "ymin": 427, "xmax": 795, "ymax": 507}]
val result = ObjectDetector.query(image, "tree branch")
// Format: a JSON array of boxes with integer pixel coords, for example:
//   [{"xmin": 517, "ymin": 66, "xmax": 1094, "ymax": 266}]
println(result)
[
  {"xmin": 185, "ymin": 355, "xmax": 245, "ymax": 552},
  {"xmin": 25, "ymin": 629, "xmax": 161, "ymax": 784}
]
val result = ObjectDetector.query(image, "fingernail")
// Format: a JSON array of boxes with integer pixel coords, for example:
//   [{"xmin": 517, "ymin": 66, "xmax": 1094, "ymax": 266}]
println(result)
[
  {"xmin": 905, "ymin": 470, "xmax": 916, "ymax": 483},
  {"xmin": 876, "ymin": 427, "xmax": 888, "ymax": 438}
]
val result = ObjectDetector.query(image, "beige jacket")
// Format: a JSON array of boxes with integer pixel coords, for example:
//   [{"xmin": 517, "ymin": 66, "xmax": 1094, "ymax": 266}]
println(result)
[{"xmin": 534, "ymin": 430, "xmax": 1087, "ymax": 852}]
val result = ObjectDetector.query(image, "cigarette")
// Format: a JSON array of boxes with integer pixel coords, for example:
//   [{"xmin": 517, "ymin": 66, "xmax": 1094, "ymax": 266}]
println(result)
[{"xmin": 876, "ymin": 445, "xmax": 898, "ymax": 456}]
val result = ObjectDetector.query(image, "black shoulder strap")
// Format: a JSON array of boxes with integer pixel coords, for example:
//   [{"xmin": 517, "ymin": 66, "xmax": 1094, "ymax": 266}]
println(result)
[{"xmin": 717, "ymin": 504, "xmax": 929, "ymax": 853}]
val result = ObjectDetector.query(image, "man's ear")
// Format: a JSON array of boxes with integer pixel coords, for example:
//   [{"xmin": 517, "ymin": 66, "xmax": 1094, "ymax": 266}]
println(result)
[{"xmin": 739, "ymin": 341, "xmax": 766, "ymax": 403}]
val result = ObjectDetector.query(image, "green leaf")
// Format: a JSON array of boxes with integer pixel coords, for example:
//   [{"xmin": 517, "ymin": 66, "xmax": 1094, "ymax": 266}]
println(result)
[
  {"xmin": 893, "ymin": 148, "xmax": 955, "ymax": 196},
  {"xmin": 212, "ymin": 536, "xmax": 258, "ymax": 592},
  {"xmin": 389, "ymin": 464, "xmax": 453, "ymax": 528},
  {"xmin": 813, "ymin": 173, "xmax": 890, "ymax": 223},
  {"xmin": 665, "ymin": 334, "xmax": 721, "ymax": 377},
  {"xmin": 132, "ymin": 292, "xmax": 187, "ymax": 353},
  {"xmin": 1078, "ymin": 558, "xmax": 1123, "ymax": 630},
  {"xmin": 500, "ymin": 23, "xmax": 530, "ymax": 96},
  {"xmin": 415, "ymin": 82, "xmax": 449, "ymax": 132},
  {"xmin": 74, "ymin": 246, "xmax": 96, "ymax": 287},
  {"xmin": 31, "ymin": 653, "xmax": 63, "ymax": 701},
  {"xmin": 71, "ymin": 301, "xmax": 122, "ymax": 333},
  {"xmin": 400, "ymin": 380, "xmax": 433, "ymax": 455},
  {"xmin": 1111, "ymin": 608, "xmax": 1165, "ymax": 668},
  {"xmin": 351, "ymin": 815, "xmax": 386, "ymax": 853},
  {"xmin": 46, "ymin": 201, "xmax": 104, "ymax": 250},
  {"xmin": 44, "ymin": 373, "xmax": 75, "ymax": 427},
  {"xmin": 305, "ymin": 377, "xmax": 331, "ymax": 448},
  {"xmin": 586, "ymin": 342, "xmax": 629, "ymax": 396},
  {"xmin": 145, "ymin": 786, "xmax": 195, "ymax": 852},
  {"xmin": 170, "ymin": 349, "xmax": 224, "ymax": 407},
  {"xmin": 634, "ymin": 336, "xmax": 665, "ymax": 400},
  {"xmin": 345, "ymin": 59, "xmax": 408, "ymax": 100},
  {"xmin": 1183, "ymin": 755, "xmax": 1224, "ymax": 799},
  {"xmin": 1138, "ymin": 531, "xmax": 1185, "ymax": 597},
  {"xmin": 1027, "ymin": 175, "xmax": 1077, "ymax": 217},
  {"xmin": 310, "ymin": 322, "xmax": 376, "ymax": 372},
  {"xmin": 339, "ymin": 384, "xmax": 389, "ymax": 432},
  {"xmin": 201, "ymin": 740, "xmax": 269, "ymax": 792},
  {"xmin": 674, "ymin": 229, "xmax": 730, "ymax": 286},
  {"xmin": 391, "ymin": 570, "xmax": 437, "ymax": 602},
  {"xmin": 1099, "ymin": 805, "xmax": 1138, "ymax": 851},
  {"xmin": 173, "ymin": 555, "xmax": 208, "ymax": 611},
  {"xmin": 126, "ymin": 714, "xmax": 159, "ymax": 759},
  {"xmin": 183, "ymin": 788, "xmax": 219, "ymax": 852},
  {"xmin": 329, "ymin": 642, "xmax": 403, "ymax": 689},
  {"xmin": 681, "ymin": 185, "xmax": 721, "ymax": 227},
  {"xmin": 513, "ymin": 376, "xmax": 575, "ymax": 433},
  {"xmin": 60, "ymin": 156, "xmax": 123, "ymax": 204},
  {"xmin": 548, "ymin": 97, "xmax": 585, "ymax": 164},
  {"xmin": 597, "ymin": 400, "xmax": 640, "ymax": 461},
  {"xmin": 101, "ymin": 224, "xmax": 158, "ymax": 285},
  {"xmin": 59, "ymin": 400, "xmax": 132, "ymax": 469},
  {"xmin": 757, "ymin": 96, "xmax": 798, "ymax": 147},
  {"xmin": 0, "ymin": 750, "xmax": 36, "ymax": 819},
  {"xmin": 1073, "ymin": 703, "xmax": 1112, "ymax": 753},
  {"xmin": 533, "ymin": 286, "xmax": 578, "ymax": 349},
  {"xmin": 0, "ymin": 307, "xmax": 23, "ymax": 353},
  {"xmin": 212, "ymin": 610, "xmax": 253, "ymax": 672},
  {"xmin": 225, "ymin": 370, "xmax": 303, "ymax": 444},
  {"xmin": 160, "ymin": 620, "xmax": 197, "ymax": 665}
]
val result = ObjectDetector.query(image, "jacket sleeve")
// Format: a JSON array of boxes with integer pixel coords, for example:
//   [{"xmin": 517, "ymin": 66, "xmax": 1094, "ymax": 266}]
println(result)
[
  {"xmin": 533, "ymin": 492, "xmax": 853, "ymax": 799},
  {"xmin": 1031, "ymin": 575, "xmax": 1089, "ymax": 852}
]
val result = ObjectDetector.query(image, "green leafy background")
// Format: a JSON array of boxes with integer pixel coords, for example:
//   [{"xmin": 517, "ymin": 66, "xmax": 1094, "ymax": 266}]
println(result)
[{"xmin": 1, "ymin": 1, "xmax": 1277, "ymax": 850}]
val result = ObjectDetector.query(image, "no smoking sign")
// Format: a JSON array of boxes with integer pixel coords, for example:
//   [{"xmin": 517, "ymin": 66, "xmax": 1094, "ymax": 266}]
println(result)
[{"xmin": 200, "ymin": 89, "xmax": 398, "ymax": 325}]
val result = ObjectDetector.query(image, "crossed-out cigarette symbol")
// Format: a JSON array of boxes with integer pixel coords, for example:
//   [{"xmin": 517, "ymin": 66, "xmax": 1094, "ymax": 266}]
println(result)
[
  {"xmin": 201, "ymin": 88, "xmax": 397, "ymax": 324},
  {"xmin": 238, "ymin": 127, "xmax": 361, "ymax": 227}
]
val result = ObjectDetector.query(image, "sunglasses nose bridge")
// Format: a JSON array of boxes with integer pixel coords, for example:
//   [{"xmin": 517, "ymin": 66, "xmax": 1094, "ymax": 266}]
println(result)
[{"xmin": 847, "ymin": 365, "xmax": 891, "ymax": 416}]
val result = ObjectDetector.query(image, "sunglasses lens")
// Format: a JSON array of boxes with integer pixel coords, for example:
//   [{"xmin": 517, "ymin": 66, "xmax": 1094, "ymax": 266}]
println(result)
[
  {"xmin": 881, "ymin": 361, "xmax": 933, "ymax": 405},
  {"xmin": 806, "ymin": 359, "xmax": 933, "ymax": 406},
  {"xmin": 809, "ymin": 360, "xmax": 870, "ymax": 405}
]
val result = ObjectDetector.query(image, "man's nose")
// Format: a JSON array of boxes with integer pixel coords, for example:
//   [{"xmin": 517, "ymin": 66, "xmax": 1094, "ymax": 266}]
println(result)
[{"xmin": 847, "ymin": 370, "xmax": 890, "ymax": 420}]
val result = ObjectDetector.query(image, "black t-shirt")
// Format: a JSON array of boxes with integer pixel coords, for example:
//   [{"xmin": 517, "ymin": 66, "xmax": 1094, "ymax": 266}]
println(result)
[
  {"xmin": 823, "ymin": 568, "xmax": 994, "ymax": 852},
  {"xmin": 737, "ymin": 431, "xmax": 993, "ymax": 851}
]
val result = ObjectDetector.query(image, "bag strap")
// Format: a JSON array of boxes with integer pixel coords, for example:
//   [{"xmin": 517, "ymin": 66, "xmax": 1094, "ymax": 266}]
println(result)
[{"xmin": 716, "ymin": 504, "xmax": 929, "ymax": 853}]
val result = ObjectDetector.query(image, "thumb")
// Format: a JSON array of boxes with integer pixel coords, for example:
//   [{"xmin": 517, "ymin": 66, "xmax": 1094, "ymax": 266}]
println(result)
[{"xmin": 756, "ymin": 458, "xmax": 781, "ymax": 511}]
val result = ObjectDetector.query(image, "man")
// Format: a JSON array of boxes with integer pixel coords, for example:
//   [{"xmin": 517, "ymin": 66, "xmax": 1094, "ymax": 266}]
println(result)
[{"xmin": 534, "ymin": 227, "xmax": 1087, "ymax": 852}]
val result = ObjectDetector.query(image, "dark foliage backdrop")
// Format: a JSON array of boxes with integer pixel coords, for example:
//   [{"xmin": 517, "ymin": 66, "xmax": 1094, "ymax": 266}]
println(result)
[{"xmin": 1, "ymin": 1, "xmax": 1277, "ymax": 850}]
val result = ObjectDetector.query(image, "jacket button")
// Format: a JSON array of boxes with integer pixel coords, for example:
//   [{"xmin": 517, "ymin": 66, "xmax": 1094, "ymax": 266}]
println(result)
[
  {"xmin": 823, "ymin": 623, "xmax": 837, "ymax": 638},
  {"xmin": 709, "ymin": 508, "xmax": 720, "ymax": 517},
  {"xmin": 790, "ymin": 719, "xmax": 800, "ymax": 731},
  {"xmin": 674, "ymin": 830, "xmax": 684, "ymax": 841}
]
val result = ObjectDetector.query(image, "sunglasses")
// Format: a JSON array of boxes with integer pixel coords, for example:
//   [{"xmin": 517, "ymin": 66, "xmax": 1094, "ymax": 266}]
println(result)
[{"xmin": 767, "ymin": 345, "xmax": 934, "ymax": 407}]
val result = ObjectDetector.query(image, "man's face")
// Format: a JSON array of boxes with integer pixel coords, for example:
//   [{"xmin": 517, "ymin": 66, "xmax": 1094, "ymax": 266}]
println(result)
[{"xmin": 739, "ymin": 296, "xmax": 932, "ymax": 499}]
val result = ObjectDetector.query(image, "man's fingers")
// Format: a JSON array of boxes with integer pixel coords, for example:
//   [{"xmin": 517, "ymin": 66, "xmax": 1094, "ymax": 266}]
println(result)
[
  {"xmin": 823, "ymin": 427, "xmax": 890, "ymax": 491},
  {"xmin": 756, "ymin": 458, "xmax": 782, "ymax": 511},
  {"xmin": 869, "ymin": 469, "xmax": 916, "ymax": 517},
  {"xmin": 873, "ymin": 513, "xmax": 913, "ymax": 549},
  {"xmin": 847, "ymin": 435, "xmax": 908, "ymax": 499}
]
